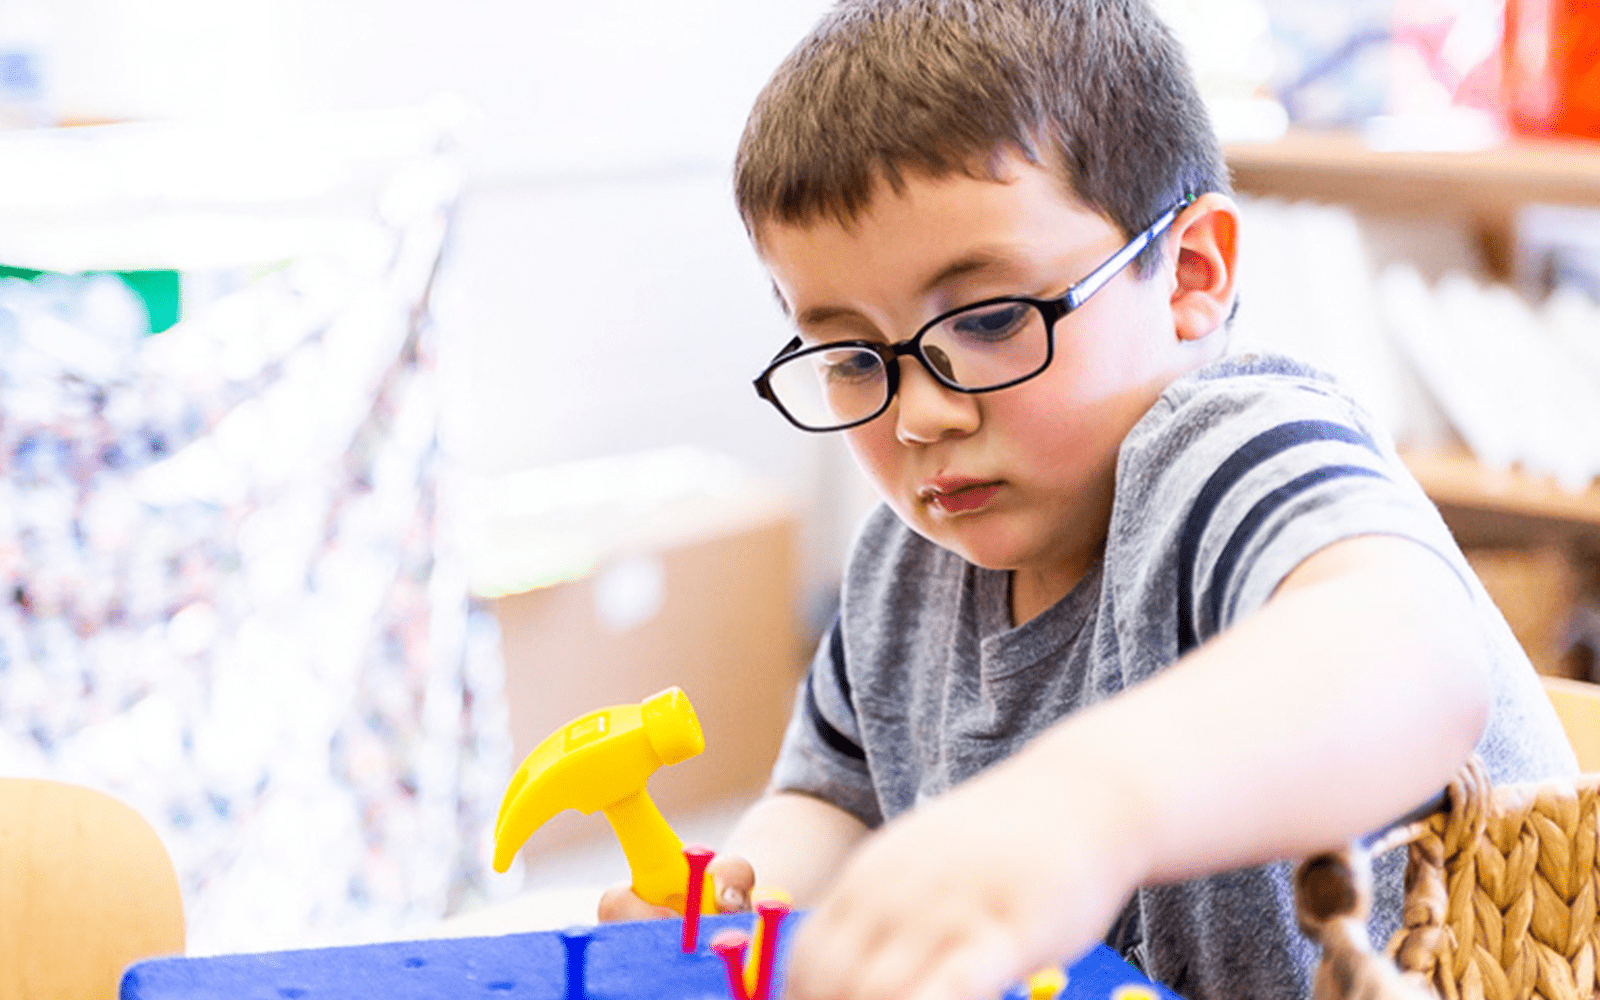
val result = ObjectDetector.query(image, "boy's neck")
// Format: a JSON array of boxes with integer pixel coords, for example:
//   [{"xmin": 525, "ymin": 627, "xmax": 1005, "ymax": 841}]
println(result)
[{"xmin": 1009, "ymin": 542, "xmax": 1105, "ymax": 626}]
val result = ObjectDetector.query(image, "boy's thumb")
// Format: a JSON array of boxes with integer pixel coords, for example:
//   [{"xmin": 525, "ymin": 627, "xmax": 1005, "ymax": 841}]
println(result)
[{"xmin": 709, "ymin": 855, "xmax": 756, "ymax": 912}]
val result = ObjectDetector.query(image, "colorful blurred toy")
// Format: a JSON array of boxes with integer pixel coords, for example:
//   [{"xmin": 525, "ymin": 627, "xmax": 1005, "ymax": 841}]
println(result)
[{"xmin": 1504, "ymin": 0, "xmax": 1600, "ymax": 139}]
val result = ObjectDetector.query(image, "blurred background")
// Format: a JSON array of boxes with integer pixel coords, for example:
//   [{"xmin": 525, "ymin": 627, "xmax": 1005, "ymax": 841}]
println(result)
[{"xmin": 0, "ymin": 0, "xmax": 1595, "ymax": 958}]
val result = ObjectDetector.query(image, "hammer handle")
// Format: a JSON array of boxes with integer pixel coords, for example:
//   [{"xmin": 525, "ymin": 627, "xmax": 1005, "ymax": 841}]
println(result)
[{"xmin": 603, "ymin": 788, "xmax": 717, "ymax": 915}]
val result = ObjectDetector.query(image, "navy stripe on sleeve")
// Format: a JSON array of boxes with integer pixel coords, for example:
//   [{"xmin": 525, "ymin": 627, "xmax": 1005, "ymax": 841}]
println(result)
[
  {"xmin": 805, "ymin": 673, "xmax": 866, "ymax": 761},
  {"xmin": 806, "ymin": 617, "xmax": 865, "ymax": 761},
  {"xmin": 828, "ymin": 615, "xmax": 853, "ymax": 707},
  {"xmin": 1204, "ymin": 464, "xmax": 1387, "ymax": 631},
  {"xmin": 1177, "ymin": 420, "xmax": 1378, "ymax": 655}
]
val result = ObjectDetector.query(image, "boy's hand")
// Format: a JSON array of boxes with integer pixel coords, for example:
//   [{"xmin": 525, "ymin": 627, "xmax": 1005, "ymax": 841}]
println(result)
[
  {"xmin": 595, "ymin": 853, "xmax": 757, "ymax": 922},
  {"xmin": 784, "ymin": 754, "xmax": 1142, "ymax": 1000}
]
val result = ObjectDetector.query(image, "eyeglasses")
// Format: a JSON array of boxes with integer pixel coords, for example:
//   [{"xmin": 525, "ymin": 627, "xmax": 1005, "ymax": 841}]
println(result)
[{"xmin": 752, "ymin": 195, "xmax": 1196, "ymax": 433}]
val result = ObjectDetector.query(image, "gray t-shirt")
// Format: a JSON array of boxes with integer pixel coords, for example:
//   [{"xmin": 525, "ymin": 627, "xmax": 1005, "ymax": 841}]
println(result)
[{"xmin": 770, "ymin": 352, "xmax": 1576, "ymax": 1000}]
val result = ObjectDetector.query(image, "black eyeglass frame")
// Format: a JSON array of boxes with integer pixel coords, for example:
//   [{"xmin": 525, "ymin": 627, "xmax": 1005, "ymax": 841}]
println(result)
[{"xmin": 753, "ymin": 194, "xmax": 1198, "ymax": 433}]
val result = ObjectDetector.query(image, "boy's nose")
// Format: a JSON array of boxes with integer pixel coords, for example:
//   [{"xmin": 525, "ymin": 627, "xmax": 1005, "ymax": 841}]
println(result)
[{"xmin": 893, "ymin": 357, "xmax": 980, "ymax": 444}]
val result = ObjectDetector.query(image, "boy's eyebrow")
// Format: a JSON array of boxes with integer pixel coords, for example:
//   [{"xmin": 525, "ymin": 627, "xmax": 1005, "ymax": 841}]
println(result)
[
  {"xmin": 795, "ymin": 303, "xmax": 865, "ymax": 328},
  {"xmin": 915, "ymin": 246, "xmax": 1036, "ymax": 302},
  {"xmin": 789, "ymin": 248, "xmax": 1027, "ymax": 329},
  {"xmin": 918, "ymin": 250, "xmax": 1019, "ymax": 296}
]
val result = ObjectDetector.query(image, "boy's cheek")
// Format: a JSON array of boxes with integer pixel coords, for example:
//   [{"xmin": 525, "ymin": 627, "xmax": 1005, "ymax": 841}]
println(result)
[{"xmin": 842, "ymin": 428, "xmax": 902, "ymax": 496}]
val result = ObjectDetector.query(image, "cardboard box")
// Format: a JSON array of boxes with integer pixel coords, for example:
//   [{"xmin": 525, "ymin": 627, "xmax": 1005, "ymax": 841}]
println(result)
[{"xmin": 468, "ymin": 449, "xmax": 804, "ymax": 867}]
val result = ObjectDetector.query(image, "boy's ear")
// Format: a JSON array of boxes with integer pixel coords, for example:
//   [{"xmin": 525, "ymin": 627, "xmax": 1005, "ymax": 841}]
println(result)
[{"xmin": 1168, "ymin": 193, "xmax": 1239, "ymax": 342}]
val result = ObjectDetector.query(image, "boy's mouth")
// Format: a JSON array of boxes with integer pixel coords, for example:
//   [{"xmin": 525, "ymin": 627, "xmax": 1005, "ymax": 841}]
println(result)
[{"xmin": 921, "ymin": 479, "xmax": 1002, "ymax": 514}]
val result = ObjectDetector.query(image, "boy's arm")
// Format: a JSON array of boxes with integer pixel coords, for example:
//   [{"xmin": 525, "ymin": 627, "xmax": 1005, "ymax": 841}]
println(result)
[
  {"xmin": 1093, "ymin": 532, "xmax": 1490, "ymax": 884},
  {"xmin": 785, "ymin": 533, "xmax": 1492, "ymax": 1000},
  {"xmin": 721, "ymin": 790, "xmax": 871, "ymax": 905},
  {"xmin": 596, "ymin": 789, "xmax": 868, "ymax": 921}
]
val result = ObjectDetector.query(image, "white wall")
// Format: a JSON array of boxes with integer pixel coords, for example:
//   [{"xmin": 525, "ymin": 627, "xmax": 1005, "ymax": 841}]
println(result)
[{"xmin": 33, "ymin": 0, "xmax": 877, "ymax": 609}]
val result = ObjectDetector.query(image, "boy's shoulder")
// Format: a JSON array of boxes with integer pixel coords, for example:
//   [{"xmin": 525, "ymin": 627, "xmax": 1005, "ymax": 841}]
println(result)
[
  {"xmin": 1144, "ymin": 350, "xmax": 1360, "ymax": 423},
  {"xmin": 1110, "ymin": 350, "xmax": 1404, "ymax": 541},
  {"xmin": 1120, "ymin": 351, "xmax": 1386, "ymax": 476}
]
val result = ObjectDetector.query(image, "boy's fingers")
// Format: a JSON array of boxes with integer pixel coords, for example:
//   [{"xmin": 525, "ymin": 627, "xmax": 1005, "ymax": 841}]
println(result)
[
  {"xmin": 904, "ymin": 926, "xmax": 1024, "ymax": 1000},
  {"xmin": 595, "ymin": 884, "xmax": 632, "ymax": 922},
  {"xmin": 846, "ymin": 929, "xmax": 947, "ymax": 1000},
  {"xmin": 596, "ymin": 881, "xmax": 678, "ymax": 923},
  {"xmin": 786, "ymin": 909, "xmax": 862, "ymax": 1000},
  {"xmin": 708, "ymin": 855, "xmax": 756, "ymax": 912}
]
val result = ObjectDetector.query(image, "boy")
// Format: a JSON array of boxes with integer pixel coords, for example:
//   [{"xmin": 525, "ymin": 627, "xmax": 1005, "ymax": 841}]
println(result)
[{"xmin": 601, "ymin": 1, "xmax": 1577, "ymax": 998}]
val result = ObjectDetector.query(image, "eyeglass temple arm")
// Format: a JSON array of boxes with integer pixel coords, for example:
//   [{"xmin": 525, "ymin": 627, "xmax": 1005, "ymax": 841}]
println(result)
[
  {"xmin": 1064, "ymin": 196, "xmax": 1196, "ymax": 311},
  {"xmin": 753, "ymin": 336, "xmax": 805, "ymax": 402},
  {"xmin": 765, "ymin": 336, "xmax": 802, "ymax": 365}
]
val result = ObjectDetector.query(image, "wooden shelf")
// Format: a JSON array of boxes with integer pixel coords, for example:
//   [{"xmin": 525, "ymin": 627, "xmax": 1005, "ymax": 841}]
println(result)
[
  {"xmin": 1403, "ymin": 448, "xmax": 1600, "ymax": 526},
  {"xmin": 1401, "ymin": 448, "xmax": 1600, "ymax": 547},
  {"xmin": 1225, "ymin": 130, "xmax": 1600, "ymax": 218},
  {"xmin": 1224, "ymin": 133, "xmax": 1600, "ymax": 539}
]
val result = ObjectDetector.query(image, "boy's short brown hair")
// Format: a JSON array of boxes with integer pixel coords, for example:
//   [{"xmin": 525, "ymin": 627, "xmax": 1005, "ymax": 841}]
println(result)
[{"xmin": 734, "ymin": 0, "xmax": 1229, "ymax": 274}]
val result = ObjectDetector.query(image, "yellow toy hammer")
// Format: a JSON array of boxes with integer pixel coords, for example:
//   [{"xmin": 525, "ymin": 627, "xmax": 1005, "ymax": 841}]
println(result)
[{"xmin": 492, "ymin": 686, "xmax": 716, "ymax": 914}]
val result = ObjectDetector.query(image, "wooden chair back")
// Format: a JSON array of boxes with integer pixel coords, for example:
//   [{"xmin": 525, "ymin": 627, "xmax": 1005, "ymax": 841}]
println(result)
[
  {"xmin": 1543, "ymin": 675, "xmax": 1600, "ymax": 773},
  {"xmin": 0, "ymin": 778, "xmax": 185, "ymax": 1000}
]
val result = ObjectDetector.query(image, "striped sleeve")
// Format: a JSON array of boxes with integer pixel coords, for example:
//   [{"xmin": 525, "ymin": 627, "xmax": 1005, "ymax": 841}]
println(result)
[
  {"xmin": 767, "ymin": 615, "xmax": 884, "ymax": 827},
  {"xmin": 1113, "ymin": 366, "xmax": 1469, "ymax": 671},
  {"xmin": 1175, "ymin": 417, "xmax": 1391, "ymax": 655}
]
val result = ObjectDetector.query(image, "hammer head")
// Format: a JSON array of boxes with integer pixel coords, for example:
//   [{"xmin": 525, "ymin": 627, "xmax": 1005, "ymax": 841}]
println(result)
[{"xmin": 492, "ymin": 686, "xmax": 704, "ymax": 872}]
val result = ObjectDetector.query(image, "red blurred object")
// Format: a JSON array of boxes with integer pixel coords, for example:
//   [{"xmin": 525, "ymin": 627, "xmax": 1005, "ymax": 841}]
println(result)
[{"xmin": 1505, "ymin": 0, "xmax": 1600, "ymax": 138}]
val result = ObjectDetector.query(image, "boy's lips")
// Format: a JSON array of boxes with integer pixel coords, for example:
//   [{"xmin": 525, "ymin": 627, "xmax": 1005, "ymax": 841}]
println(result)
[{"xmin": 920, "ymin": 478, "xmax": 1003, "ymax": 514}]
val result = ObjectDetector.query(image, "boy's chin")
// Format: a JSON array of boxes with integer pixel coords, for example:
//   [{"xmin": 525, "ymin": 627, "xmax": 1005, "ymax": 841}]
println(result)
[{"xmin": 905, "ymin": 514, "xmax": 1025, "ymax": 571}]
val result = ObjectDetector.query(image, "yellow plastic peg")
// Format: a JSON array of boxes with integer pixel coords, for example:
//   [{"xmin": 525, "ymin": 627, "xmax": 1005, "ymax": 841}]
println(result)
[
  {"xmin": 743, "ymin": 886, "xmax": 794, "ymax": 998},
  {"xmin": 1028, "ymin": 967, "xmax": 1067, "ymax": 999}
]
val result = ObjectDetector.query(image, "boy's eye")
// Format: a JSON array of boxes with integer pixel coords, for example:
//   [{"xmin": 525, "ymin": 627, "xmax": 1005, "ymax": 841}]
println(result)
[
  {"xmin": 948, "ymin": 302, "xmax": 1029, "ymax": 343},
  {"xmin": 820, "ymin": 348, "xmax": 883, "ymax": 384}
]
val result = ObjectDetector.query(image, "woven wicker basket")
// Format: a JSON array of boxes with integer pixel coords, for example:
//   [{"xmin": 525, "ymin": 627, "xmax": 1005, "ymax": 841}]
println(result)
[{"xmin": 1295, "ymin": 756, "xmax": 1600, "ymax": 1000}]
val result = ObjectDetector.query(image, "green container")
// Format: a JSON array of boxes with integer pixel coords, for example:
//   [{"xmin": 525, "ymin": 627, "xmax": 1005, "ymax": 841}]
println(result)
[{"xmin": 0, "ymin": 265, "xmax": 182, "ymax": 333}]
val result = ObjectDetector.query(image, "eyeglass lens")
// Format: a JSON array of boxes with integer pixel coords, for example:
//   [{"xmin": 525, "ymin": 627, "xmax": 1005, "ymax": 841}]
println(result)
[{"xmin": 765, "ymin": 299, "xmax": 1050, "ymax": 430}]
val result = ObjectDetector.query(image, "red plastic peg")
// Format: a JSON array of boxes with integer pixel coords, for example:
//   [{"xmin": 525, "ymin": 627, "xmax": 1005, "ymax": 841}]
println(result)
[
  {"xmin": 682, "ymin": 844, "xmax": 716, "ymax": 953},
  {"xmin": 712, "ymin": 930, "xmax": 752, "ymax": 1000},
  {"xmin": 752, "ymin": 897, "xmax": 792, "ymax": 1000}
]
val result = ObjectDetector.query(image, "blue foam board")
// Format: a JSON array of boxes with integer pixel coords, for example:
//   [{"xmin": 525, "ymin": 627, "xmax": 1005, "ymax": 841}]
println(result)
[{"xmin": 122, "ymin": 912, "xmax": 1183, "ymax": 1000}]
